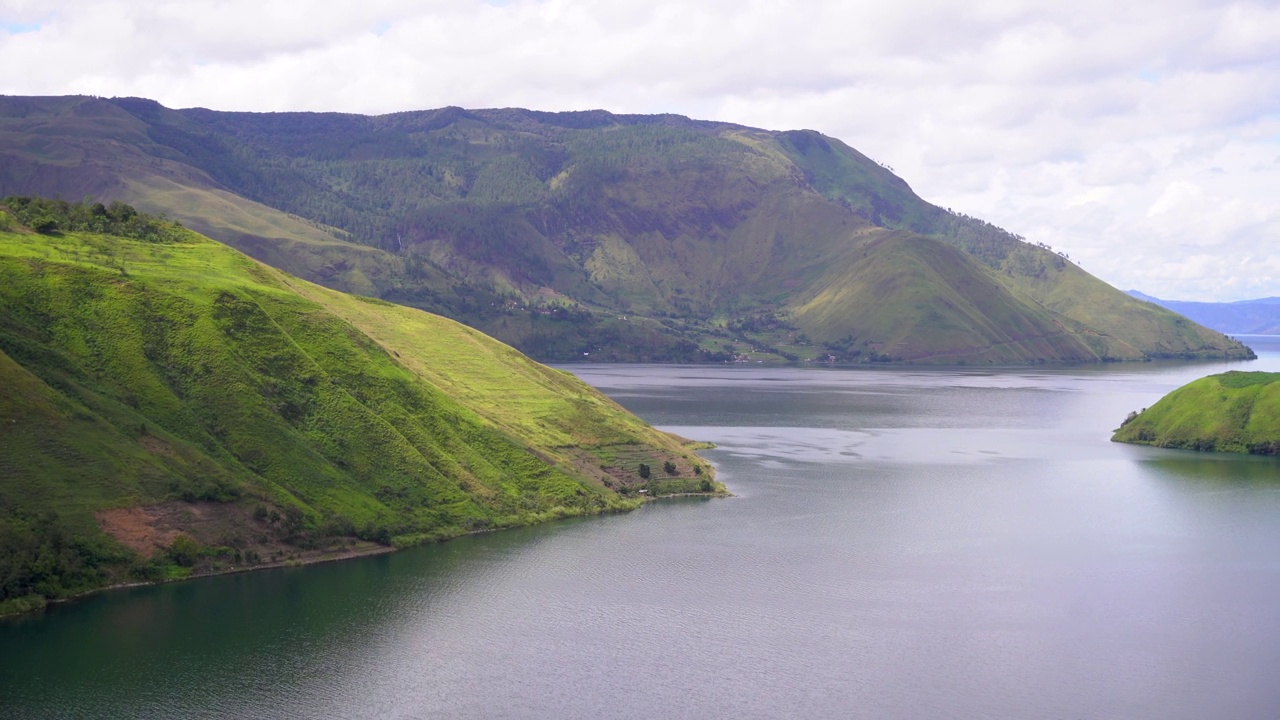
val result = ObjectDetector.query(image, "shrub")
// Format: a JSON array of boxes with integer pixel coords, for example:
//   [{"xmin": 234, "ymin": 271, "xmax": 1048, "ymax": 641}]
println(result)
[
  {"xmin": 282, "ymin": 506, "xmax": 306, "ymax": 537},
  {"xmin": 31, "ymin": 215, "xmax": 59, "ymax": 234},
  {"xmin": 167, "ymin": 535, "xmax": 203, "ymax": 567},
  {"xmin": 0, "ymin": 594, "xmax": 47, "ymax": 617}
]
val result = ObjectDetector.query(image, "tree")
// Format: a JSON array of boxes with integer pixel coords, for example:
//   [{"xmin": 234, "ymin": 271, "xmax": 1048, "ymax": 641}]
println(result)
[
  {"xmin": 31, "ymin": 215, "xmax": 58, "ymax": 234},
  {"xmin": 663, "ymin": 461, "xmax": 677, "ymax": 475},
  {"xmin": 637, "ymin": 463, "xmax": 650, "ymax": 479}
]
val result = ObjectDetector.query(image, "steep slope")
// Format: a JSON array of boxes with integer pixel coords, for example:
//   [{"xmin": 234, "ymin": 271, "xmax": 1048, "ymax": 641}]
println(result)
[
  {"xmin": 1112, "ymin": 371, "xmax": 1280, "ymax": 454},
  {"xmin": 0, "ymin": 95, "xmax": 1253, "ymax": 364},
  {"xmin": 984, "ymin": 248, "xmax": 1242, "ymax": 361},
  {"xmin": 790, "ymin": 232, "xmax": 1100, "ymax": 362},
  {"xmin": 0, "ymin": 204, "xmax": 718, "ymax": 615},
  {"xmin": 774, "ymin": 131, "xmax": 1248, "ymax": 360}
]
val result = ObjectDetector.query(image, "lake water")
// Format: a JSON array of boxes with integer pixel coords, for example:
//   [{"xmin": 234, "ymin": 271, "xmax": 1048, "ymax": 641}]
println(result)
[{"xmin": 4, "ymin": 338, "xmax": 1280, "ymax": 719}]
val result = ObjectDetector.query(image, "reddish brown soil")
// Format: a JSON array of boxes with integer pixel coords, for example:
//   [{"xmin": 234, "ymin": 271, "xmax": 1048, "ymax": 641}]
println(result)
[
  {"xmin": 95, "ymin": 506, "xmax": 182, "ymax": 558},
  {"xmin": 95, "ymin": 500, "xmax": 389, "ymax": 568}
]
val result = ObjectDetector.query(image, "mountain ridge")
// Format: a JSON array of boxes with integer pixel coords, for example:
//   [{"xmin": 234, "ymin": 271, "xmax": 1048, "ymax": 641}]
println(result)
[
  {"xmin": 0, "ymin": 94, "xmax": 1253, "ymax": 364},
  {"xmin": 1126, "ymin": 290, "xmax": 1280, "ymax": 335}
]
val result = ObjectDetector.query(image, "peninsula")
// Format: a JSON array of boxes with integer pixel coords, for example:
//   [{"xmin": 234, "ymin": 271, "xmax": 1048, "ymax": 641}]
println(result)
[{"xmin": 0, "ymin": 199, "xmax": 722, "ymax": 616}]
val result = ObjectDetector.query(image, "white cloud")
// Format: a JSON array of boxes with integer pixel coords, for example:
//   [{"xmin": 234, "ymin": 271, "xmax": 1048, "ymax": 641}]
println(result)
[{"xmin": 1, "ymin": 0, "xmax": 1277, "ymax": 300}]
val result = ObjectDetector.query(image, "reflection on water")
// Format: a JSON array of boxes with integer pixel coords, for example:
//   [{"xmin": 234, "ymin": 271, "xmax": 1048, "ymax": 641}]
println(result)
[
  {"xmin": 1144, "ymin": 452, "xmax": 1280, "ymax": 484},
  {"xmin": 3, "ymin": 346, "xmax": 1280, "ymax": 719}
]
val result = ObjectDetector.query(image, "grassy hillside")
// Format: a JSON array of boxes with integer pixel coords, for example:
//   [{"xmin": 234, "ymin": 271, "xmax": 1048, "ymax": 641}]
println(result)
[
  {"xmin": 1112, "ymin": 371, "xmax": 1280, "ymax": 454},
  {"xmin": 790, "ymin": 232, "xmax": 1101, "ymax": 363},
  {"xmin": 0, "ymin": 201, "xmax": 719, "ymax": 615},
  {"xmin": 0, "ymin": 95, "xmax": 1253, "ymax": 364},
  {"xmin": 988, "ymin": 246, "xmax": 1240, "ymax": 360}
]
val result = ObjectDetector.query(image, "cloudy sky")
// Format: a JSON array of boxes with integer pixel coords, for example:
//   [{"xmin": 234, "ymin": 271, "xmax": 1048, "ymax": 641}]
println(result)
[{"xmin": 2, "ymin": 0, "xmax": 1277, "ymax": 301}]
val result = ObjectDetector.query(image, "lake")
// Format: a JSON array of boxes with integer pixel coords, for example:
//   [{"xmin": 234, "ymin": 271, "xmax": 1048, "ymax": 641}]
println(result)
[{"xmin": 4, "ymin": 338, "xmax": 1280, "ymax": 719}]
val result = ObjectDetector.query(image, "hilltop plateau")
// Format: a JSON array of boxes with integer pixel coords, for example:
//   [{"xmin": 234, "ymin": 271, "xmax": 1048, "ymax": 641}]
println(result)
[
  {"xmin": 0, "ymin": 200, "xmax": 720, "ymax": 616},
  {"xmin": 0, "ymin": 95, "xmax": 1253, "ymax": 364}
]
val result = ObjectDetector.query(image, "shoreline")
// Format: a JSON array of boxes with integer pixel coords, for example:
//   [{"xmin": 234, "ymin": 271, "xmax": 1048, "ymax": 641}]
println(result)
[
  {"xmin": 4, "ymin": 488, "xmax": 727, "ymax": 619},
  {"xmin": 14, "ymin": 543, "xmax": 400, "ymax": 618}
]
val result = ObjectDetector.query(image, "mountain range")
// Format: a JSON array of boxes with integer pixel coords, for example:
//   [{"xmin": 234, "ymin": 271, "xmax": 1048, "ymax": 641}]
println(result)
[
  {"xmin": 0, "ymin": 95, "xmax": 1253, "ymax": 364},
  {"xmin": 1127, "ymin": 291, "xmax": 1280, "ymax": 336}
]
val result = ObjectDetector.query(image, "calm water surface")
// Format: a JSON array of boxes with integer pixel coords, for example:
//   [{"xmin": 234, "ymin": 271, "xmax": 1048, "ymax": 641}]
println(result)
[{"xmin": 4, "ymin": 338, "xmax": 1280, "ymax": 719}]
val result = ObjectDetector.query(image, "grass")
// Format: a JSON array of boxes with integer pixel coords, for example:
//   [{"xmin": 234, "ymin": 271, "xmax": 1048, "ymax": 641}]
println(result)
[
  {"xmin": 1112, "ymin": 371, "xmax": 1280, "ymax": 454},
  {"xmin": 993, "ymin": 246, "xmax": 1244, "ymax": 360},
  {"xmin": 789, "ymin": 231, "xmax": 1101, "ymax": 363},
  {"xmin": 0, "ymin": 214, "xmax": 722, "ymax": 612}
]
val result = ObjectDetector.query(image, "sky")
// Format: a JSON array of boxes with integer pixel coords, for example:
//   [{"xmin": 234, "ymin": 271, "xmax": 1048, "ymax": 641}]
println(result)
[{"xmin": 1, "ymin": 0, "xmax": 1278, "ymax": 301}]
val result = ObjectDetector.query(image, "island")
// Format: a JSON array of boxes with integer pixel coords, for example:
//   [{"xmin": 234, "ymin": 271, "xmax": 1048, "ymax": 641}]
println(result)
[{"xmin": 1112, "ymin": 371, "xmax": 1280, "ymax": 455}]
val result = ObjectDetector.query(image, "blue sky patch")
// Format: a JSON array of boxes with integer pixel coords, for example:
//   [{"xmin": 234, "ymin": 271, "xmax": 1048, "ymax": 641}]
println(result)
[{"xmin": 2, "ymin": 20, "xmax": 44, "ymax": 35}]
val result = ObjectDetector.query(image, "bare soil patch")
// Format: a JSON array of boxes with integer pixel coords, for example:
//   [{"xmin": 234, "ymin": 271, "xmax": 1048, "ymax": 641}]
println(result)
[
  {"xmin": 138, "ymin": 434, "xmax": 175, "ymax": 457},
  {"xmin": 95, "ymin": 500, "xmax": 389, "ymax": 568},
  {"xmin": 95, "ymin": 506, "xmax": 182, "ymax": 558}
]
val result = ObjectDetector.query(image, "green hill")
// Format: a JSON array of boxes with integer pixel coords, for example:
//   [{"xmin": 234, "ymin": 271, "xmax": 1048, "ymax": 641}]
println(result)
[
  {"xmin": 0, "ymin": 200, "xmax": 720, "ymax": 616},
  {"xmin": 0, "ymin": 95, "xmax": 1253, "ymax": 364},
  {"xmin": 1112, "ymin": 371, "xmax": 1280, "ymax": 454}
]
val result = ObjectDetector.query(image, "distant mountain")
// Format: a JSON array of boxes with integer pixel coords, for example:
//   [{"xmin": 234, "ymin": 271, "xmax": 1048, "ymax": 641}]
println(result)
[
  {"xmin": 0, "ymin": 201, "xmax": 717, "ymax": 614},
  {"xmin": 0, "ymin": 94, "xmax": 1252, "ymax": 364},
  {"xmin": 1127, "ymin": 291, "xmax": 1280, "ymax": 335}
]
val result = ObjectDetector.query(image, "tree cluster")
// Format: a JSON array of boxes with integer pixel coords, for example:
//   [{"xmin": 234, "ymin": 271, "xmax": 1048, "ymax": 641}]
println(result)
[{"xmin": 2, "ymin": 196, "xmax": 186, "ymax": 243}]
